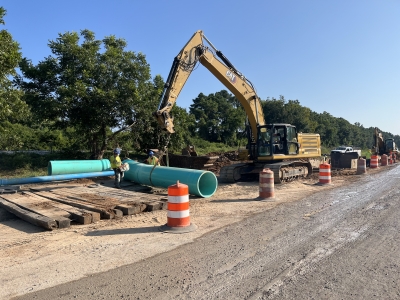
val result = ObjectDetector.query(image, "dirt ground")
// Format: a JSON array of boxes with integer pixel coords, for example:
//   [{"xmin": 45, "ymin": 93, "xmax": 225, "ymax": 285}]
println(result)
[{"xmin": 0, "ymin": 166, "xmax": 388, "ymax": 299}]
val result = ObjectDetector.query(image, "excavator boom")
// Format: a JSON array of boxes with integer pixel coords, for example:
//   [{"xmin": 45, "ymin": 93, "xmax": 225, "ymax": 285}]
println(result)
[{"xmin": 153, "ymin": 30, "xmax": 265, "ymax": 141}]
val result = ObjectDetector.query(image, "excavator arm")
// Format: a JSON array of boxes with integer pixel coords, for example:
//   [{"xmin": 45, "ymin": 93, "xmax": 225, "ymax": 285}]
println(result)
[
  {"xmin": 153, "ymin": 30, "xmax": 265, "ymax": 141},
  {"xmin": 372, "ymin": 127, "xmax": 385, "ymax": 155}
]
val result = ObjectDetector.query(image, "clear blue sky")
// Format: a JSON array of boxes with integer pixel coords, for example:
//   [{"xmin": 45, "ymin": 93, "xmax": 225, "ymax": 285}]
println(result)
[{"xmin": 3, "ymin": 0, "xmax": 400, "ymax": 135}]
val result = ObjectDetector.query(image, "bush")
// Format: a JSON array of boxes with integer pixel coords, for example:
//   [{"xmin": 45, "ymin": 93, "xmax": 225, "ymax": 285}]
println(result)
[
  {"xmin": 0, "ymin": 151, "xmax": 93, "ymax": 177},
  {"xmin": 180, "ymin": 138, "xmax": 238, "ymax": 155}
]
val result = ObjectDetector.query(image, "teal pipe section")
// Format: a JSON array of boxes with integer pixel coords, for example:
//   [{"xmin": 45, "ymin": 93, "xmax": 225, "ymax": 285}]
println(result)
[
  {"xmin": 0, "ymin": 171, "xmax": 114, "ymax": 186},
  {"xmin": 48, "ymin": 159, "xmax": 111, "ymax": 175},
  {"xmin": 123, "ymin": 161, "xmax": 217, "ymax": 198}
]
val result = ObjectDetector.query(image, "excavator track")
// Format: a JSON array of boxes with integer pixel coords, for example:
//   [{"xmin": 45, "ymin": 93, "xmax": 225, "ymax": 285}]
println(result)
[
  {"xmin": 218, "ymin": 163, "xmax": 248, "ymax": 183},
  {"xmin": 264, "ymin": 161, "xmax": 312, "ymax": 184},
  {"xmin": 219, "ymin": 161, "xmax": 312, "ymax": 184}
]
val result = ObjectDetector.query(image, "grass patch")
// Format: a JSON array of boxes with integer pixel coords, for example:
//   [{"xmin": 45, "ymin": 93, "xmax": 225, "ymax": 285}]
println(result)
[
  {"xmin": 1, "ymin": 168, "xmax": 48, "ymax": 178},
  {"xmin": 179, "ymin": 138, "xmax": 240, "ymax": 155},
  {"xmin": 0, "ymin": 151, "xmax": 90, "ymax": 178}
]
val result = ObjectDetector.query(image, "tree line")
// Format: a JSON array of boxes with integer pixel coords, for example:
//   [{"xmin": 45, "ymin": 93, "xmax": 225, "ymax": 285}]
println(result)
[{"xmin": 1, "ymin": 7, "xmax": 399, "ymax": 159}]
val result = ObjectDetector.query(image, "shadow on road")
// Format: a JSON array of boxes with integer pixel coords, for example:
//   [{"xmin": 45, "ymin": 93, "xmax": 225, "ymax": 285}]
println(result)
[
  {"xmin": 85, "ymin": 226, "xmax": 160, "ymax": 236},
  {"xmin": 0, "ymin": 218, "xmax": 46, "ymax": 234},
  {"xmin": 210, "ymin": 198, "xmax": 262, "ymax": 203}
]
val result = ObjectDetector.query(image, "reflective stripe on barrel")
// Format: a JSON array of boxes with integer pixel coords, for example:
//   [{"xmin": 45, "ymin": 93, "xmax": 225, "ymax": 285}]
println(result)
[
  {"xmin": 319, "ymin": 163, "xmax": 331, "ymax": 184},
  {"xmin": 259, "ymin": 168, "xmax": 274, "ymax": 198},
  {"xmin": 370, "ymin": 155, "xmax": 379, "ymax": 168},
  {"xmin": 389, "ymin": 152, "xmax": 393, "ymax": 164},
  {"xmin": 167, "ymin": 182, "xmax": 190, "ymax": 227}
]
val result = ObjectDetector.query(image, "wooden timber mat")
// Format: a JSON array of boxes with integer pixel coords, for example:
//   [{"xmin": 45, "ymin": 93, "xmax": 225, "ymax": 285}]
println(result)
[{"xmin": 0, "ymin": 183, "xmax": 168, "ymax": 231}]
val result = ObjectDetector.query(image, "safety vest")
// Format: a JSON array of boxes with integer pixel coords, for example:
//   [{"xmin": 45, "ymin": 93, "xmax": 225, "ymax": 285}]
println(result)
[
  {"xmin": 110, "ymin": 155, "xmax": 122, "ymax": 169},
  {"xmin": 147, "ymin": 156, "xmax": 159, "ymax": 166}
]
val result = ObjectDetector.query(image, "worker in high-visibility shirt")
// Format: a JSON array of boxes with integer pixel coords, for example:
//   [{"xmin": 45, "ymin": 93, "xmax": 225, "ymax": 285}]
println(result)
[
  {"xmin": 145, "ymin": 151, "xmax": 160, "ymax": 166},
  {"xmin": 109, "ymin": 148, "xmax": 123, "ymax": 188}
]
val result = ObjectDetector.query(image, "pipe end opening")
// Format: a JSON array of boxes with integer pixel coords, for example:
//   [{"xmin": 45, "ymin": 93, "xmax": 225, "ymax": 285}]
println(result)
[{"xmin": 197, "ymin": 172, "xmax": 218, "ymax": 198}]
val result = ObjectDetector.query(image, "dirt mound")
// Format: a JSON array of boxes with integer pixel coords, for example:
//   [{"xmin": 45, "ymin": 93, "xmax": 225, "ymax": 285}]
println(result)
[
  {"xmin": 205, "ymin": 151, "xmax": 237, "ymax": 161},
  {"xmin": 331, "ymin": 169, "xmax": 357, "ymax": 176},
  {"xmin": 207, "ymin": 160, "xmax": 232, "ymax": 175},
  {"xmin": 308, "ymin": 168, "xmax": 358, "ymax": 181},
  {"xmin": 204, "ymin": 151, "xmax": 239, "ymax": 175}
]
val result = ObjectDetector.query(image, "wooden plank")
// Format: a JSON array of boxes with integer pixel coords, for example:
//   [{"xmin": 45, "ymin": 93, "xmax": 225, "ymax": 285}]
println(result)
[
  {"xmin": 72, "ymin": 187, "xmax": 129, "ymax": 202},
  {"xmin": 64, "ymin": 185, "xmax": 166, "ymax": 206},
  {"xmin": 145, "ymin": 201, "xmax": 166, "ymax": 212},
  {"xmin": 31, "ymin": 190, "xmax": 113, "ymax": 219},
  {"xmin": 50, "ymin": 189, "xmax": 119, "ymax": 209},
  {"xmin": 0, "ymin": 193, "xmax": 71, "ymax": 229},
  {"xmin": 0, "ymin": 198, "xmax": 57, "ymax": 230},
  {"xmin": 98, "ymin": 192, "xmax": 151, "ymax": 202},
  {"xmin": 64, "ymin": 187, "xmax": 154, "ymax": 217},
  {"xmin": 74, "ymin": 184, "xmax": 155, "ymax": 198},
  {"xmin": 52, "ymin": 187, "xmax": 162, "ymax": 214},
  {"xmin": 113, "ymin": 209, "xmax": 123, "ymax": 218},
  {"xmin": 203, "ymin": 163, "xmax": 215, "ymax": 168},
  {"xmin": 52, "ymin": 193, "xmax": 113, "ymax": 219},
  {"xmin": 24, "ymin": 192, "xmax": 93, "ymax": 225},
  {"xmin": 32, "ymin": 190, "xmax": 101, "ymax": 222},
  {"xmin": 96, "ymin": 187, "xmax": 166, "ymax": 203},
  {"xmin": 115, "ymin": 203, "xmax": 147, "ymax": 215}
]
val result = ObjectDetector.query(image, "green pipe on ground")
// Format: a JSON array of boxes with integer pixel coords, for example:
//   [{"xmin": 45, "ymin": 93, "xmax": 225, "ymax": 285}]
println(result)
[
  {"xmin": 123, "ymin": 161, "xmax": 218, "ymax": 198},
  {"xmin": 48, "ymin": 159, "xmax": 111, "ymax": 175}
]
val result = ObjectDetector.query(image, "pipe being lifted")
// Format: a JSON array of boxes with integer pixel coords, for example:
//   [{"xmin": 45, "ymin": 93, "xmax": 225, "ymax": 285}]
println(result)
[
  {"xmin": 48, "ymin": 159, "xmax": 111, "ymax": 175},
  {"xmin": 0, "ymin": 171, "xmax": 114, "ymax": 186},
  {"xmin": 123, "ymin": 161, "xmax": 218, "ymax": 198}
]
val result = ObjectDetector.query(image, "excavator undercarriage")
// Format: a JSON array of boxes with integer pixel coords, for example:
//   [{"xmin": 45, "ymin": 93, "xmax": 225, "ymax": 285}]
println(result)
[{"xmin": 219, "ymin": 161, "xmax": 313, "ymax": 184}]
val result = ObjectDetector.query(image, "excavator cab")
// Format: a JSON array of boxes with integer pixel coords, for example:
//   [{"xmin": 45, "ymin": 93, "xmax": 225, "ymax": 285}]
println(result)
[
  {"xmin": 257, "ymin": 124, "xmax": 300, "ymax": 158},
  {"xmin": 385, "ymin": 138, "xmax": 396, "ymax": 153}
]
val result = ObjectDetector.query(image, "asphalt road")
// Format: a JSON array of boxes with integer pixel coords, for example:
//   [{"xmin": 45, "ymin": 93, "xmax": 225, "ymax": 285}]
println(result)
[{"xmin": 15, "ymin": 165, "xmax": 400, "ymax": 300}]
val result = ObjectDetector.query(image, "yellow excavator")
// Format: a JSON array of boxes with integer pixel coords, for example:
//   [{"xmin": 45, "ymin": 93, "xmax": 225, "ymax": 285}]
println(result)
[
  {"xmin": 153, "ymin": 30, "xmax": 321, "ymax": 183},
  {"xmin": 372, "ymin": 127, "xmax": 400, "ymax": 160}
]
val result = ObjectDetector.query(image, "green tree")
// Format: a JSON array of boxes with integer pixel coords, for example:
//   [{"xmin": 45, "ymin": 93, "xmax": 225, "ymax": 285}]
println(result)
[
  {"xmin": 336, "ymin": 118, "xmax": 352, "ymax": 146},
  {"xmin": 167, "ymin": 105, "xmax": 196, "ymax": 152},
  {"xmin": 262, "ymin": 96, "xmax": 286, "ymax": 123},
  {"xmin": 121, "ymin": 74, "xmax": 164, "ymax": 154},
  {"xmin": 16, "ymin": 30, "xmax": 153, "ymax": 158},
  {"xmin": 311, "ymin": 111, "xmax": 339, "ymax": 147},
  {"xmin": 189, "ymin": 90, "xmax": 246, "ymax": 145},
  {"xmin": 283, "ymin": 99, "xmax": 313, "ymax": 132},
  {"xmin": 112, "ymin": 74, "xmax": 193, "ymax": 155},
  {"xmin": 0, "ymin": 7, "xmax": 29, "ymax": 129}
]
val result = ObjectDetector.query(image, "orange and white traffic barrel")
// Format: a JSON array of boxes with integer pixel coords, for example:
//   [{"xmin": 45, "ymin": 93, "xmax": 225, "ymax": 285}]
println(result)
[
  {"xmin": 370, "ymin": 155, "xmax": 379, "ymax": 168},
  {"xmin": 160, "ymin": 181, "xmax": 197, "ymax": 233},
  {"xmin": 356, "ymin": 158, "xmax": 367, "ymax": 174},
  {"xmin": 319, "ymin": 163, "xmax": 331, "ymax": 184},
  {"xmin": 259, "ymin": 168, "xmax": 275, "ymax": 200},
  {"xmin": 381, "ymin": 154, "xmax": 388, "ymax": 166}
]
